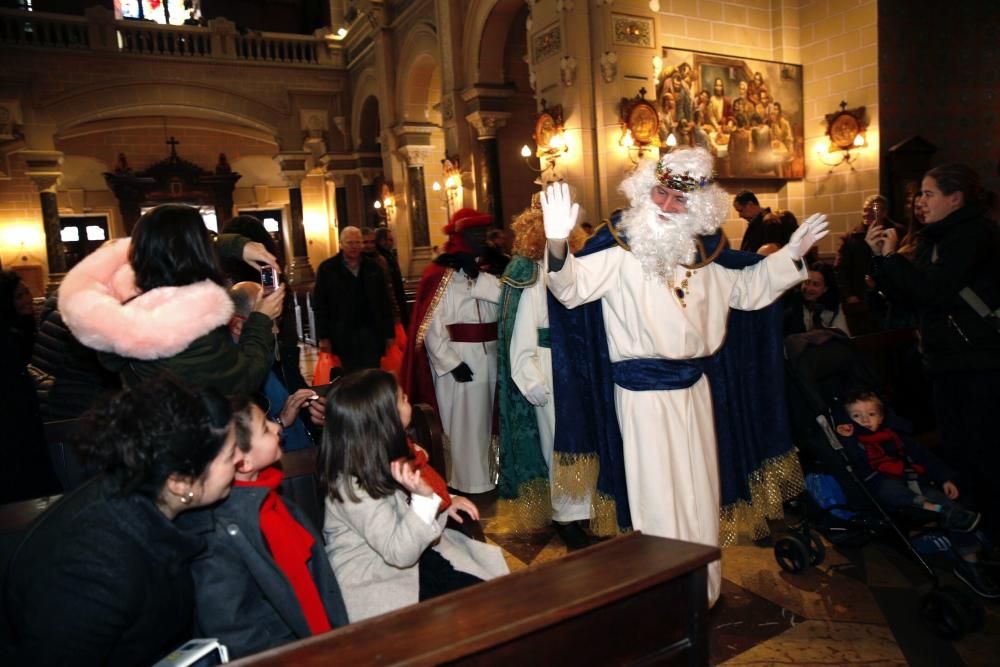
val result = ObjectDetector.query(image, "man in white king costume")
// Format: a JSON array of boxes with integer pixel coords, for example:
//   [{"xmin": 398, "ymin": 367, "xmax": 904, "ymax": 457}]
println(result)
[{"xmin": 542, "ymin": 147, "xmax": 828, "ymax": 605}]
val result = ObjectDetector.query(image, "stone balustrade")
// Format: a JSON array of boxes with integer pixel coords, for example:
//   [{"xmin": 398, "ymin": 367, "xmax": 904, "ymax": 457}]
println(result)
[{"xmin": 0, "ymin": 6, "xmax": 342, "ymax": 68}]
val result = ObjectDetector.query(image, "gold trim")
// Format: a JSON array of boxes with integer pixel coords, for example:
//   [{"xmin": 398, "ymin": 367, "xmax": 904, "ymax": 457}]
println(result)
[
  {"xmin": 684, "ymin": 231, "xmax": 729, "ymax": 270},
  {"xmin": 493, "ymin": 479, "xmax": 553, "ymax": 533},
  {"xmin": 605, "ymin": 219, "xmax": 631, "ymax": 252},
  {"xmin": 590, "ymin": 492, "xmax": 623, "ymax": 537},
  {"xmin": 553, "ymin": 452, "xmax": 600, "ymax": 500},
  {"xmin": 719, "ymin": 449, "xmax": 805, "ymax": 547},
  {"xmin": 415, "ymin": 268, "xmax": 454, "ymax": 350}
]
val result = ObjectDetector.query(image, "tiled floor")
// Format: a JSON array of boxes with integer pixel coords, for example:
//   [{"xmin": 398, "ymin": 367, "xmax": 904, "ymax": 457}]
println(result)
[
  {"xmin": 470, "ymin": 494, "xmax": 1000, "ymax": 666},
  {"xmin": 299, "ymin": 343, "xmax": 999, "ymax": 664}
]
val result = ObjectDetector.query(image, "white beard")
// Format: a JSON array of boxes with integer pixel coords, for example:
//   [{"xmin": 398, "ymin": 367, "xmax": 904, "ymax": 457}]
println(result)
[{"xmin": 620, "ymin": 200, "xmax": 703, "ymax": 281}]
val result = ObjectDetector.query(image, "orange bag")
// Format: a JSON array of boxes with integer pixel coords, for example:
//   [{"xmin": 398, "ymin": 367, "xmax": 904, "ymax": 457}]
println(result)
[
  {"xmin": 380, "ymin": 322, "xmax": 408, "ymax": 374},
  {"xmin": 313, "ymin": 351, "xmax": 341, "ymax": 386}
]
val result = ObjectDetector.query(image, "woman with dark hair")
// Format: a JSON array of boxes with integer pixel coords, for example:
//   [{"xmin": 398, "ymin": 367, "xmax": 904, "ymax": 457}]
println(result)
[
  {"xmin": 58, "ymin": 204, "xmax": 284, "ymax": 396},
  {"xmin": 5, "ymin": 376, "xmax": 246, "ymax": 666},
  {"xmin": 867, "ymin": 163, "xmax": 1000, "ymax": 538},
  {"xmin": 783, "ymin": 261, "xmax": 850, "ymax": 336}
]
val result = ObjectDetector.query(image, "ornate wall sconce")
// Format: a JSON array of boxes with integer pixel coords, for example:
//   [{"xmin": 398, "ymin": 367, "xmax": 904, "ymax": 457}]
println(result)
[
  {"xmin": 521, "ymin": 103, "xmax": 569, "ymax": 183},
  {"xmin": 815, "ymin": 100, "xmax": 868, "ymax": 173},
  {"xmin": 432, "ymin": 156, "xmax": 463, "ymax": 218},
  {"xmin": 619, "ymin": 88, "xmax": 660, "ymax": 164}
]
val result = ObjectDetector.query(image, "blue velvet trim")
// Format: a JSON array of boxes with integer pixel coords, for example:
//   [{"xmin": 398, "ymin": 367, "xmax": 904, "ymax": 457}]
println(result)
[{"xmin": 611, "ymin": 358, "xmax": 706, "ymax": 391}]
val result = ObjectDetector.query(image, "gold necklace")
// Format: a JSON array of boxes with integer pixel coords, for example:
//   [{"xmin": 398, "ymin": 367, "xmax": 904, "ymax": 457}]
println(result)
[{"xmin": 667, "ymin": 269, "xmax": 694, "ymax": 308}]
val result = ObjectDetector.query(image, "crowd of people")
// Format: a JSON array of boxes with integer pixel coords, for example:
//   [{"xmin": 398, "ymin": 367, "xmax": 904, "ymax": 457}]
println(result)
[{"xmin": 2, "ymin": 144, "xmax": 998, "ymax": 662}]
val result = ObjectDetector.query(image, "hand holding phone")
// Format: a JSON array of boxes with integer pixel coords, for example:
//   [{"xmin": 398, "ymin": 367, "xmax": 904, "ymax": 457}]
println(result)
[{"xmin": 260, "ymin": 266, "xmax": 278, "ymax": 294}]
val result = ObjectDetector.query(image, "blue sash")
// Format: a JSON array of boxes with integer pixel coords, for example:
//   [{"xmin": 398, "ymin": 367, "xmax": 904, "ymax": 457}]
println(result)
[{"xmin": 611, "ymin": 358, "xmax": 706, "ymax": 391}]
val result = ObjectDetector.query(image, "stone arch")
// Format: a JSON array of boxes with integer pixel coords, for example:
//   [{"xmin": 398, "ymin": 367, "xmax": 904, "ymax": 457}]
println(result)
[
  {"xmin": 464, "ymin": 0, "xmax": 525, "ymax": 85},
  {"xmin": 395, "ymin": 22, "xmax": 441, "ymax": 123},
  {"xmin": 350, "ymin": 70, "xmax": 380, "ymax": 151},
  {"xmin": 40, "ymin": 80, "xmax": 284, "ymax": 141}
]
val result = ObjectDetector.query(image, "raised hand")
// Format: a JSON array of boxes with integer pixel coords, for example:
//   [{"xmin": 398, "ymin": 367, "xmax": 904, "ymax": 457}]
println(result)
[
  {"xmin": 540, "ymin": 181, "xmax": 580, "ymax": 241},
  {"xmin": 390, "ymin": 458, "xmax": 435, "ymax": 498},
  {"xmin": 788, "ymin": 213, "xmax": 829, "ymax": 261}
]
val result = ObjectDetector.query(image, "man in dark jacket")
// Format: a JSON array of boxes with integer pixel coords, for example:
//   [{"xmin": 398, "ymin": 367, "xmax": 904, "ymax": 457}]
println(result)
[
  {"xmin": 313, "ymin": 226, "xmax": 395, "ymax": 371},
  {"xmin": 375, "ymin": 226, "xmax": 410, "ymax": 325},
  {"xmin": 732, "ymin": 190, "xmax": 772, "ymax": 252}
]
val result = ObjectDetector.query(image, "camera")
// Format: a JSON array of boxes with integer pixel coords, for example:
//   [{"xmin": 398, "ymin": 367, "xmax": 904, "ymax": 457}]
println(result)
[{"xmin": 260, "ymin": 266, "xmax": 277, "ymax": 294}]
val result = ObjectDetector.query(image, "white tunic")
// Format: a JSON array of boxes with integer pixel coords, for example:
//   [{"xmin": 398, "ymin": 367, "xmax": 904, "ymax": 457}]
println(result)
[
  {"xmin": 424, "ymin": 270, "xmax": 501, "ymax": 493},
  {"xmin": 510, "ymin": 266, "xmax": 592, "ymax": 522},
  {"xmin": 547, "ymin": 244, "xmax": 806, "ymax": 605}
]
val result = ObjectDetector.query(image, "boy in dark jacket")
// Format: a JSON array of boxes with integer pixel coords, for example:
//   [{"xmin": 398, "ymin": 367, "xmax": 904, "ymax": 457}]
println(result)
[{"xmin": 838, "ymin": 390, "xmax": 998, "ymax": 598}]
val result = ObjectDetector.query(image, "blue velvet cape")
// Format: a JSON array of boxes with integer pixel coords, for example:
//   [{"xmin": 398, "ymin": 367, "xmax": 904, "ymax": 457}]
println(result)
[{"xmin": 547, "ymin": 215, "xmax": 796, "ymax": 532}]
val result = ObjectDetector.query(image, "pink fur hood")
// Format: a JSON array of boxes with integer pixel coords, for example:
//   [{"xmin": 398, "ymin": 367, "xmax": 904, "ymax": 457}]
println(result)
[{"xmin": 59, "ymin": 238, "xmax": 234, "ymax": 361}]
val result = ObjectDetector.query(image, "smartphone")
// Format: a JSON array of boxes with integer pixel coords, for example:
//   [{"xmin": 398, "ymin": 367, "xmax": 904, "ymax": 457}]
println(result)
[{"xmin": 260, "ymin": 266, "xmax": 277, "ymax": 294}]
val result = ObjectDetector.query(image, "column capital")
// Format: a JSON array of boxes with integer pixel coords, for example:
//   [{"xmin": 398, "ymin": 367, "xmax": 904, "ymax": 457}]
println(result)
[
  {"xmin": 464, "ymin": 111, "xmax": 511, "ymax": 140},
  {"xmin": 274, "ymin": 151, "xmax": 312, "ymax": 186},
  {"xmin": 397, "ymin": 145, "xmax": 435, "ymax": 167},
  {"xmin": 22, "ymin": 150, "xmax": 64, "ymax": 192}
]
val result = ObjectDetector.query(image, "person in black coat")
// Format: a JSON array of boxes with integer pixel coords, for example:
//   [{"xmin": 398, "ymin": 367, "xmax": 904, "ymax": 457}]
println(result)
[
  {"xmin": 4, "ymin": 377, "xmax": 243, "ymax": 666},
  {"xmin": 375, "ymin": 226, "xmax": 410, "ymax": 325},
  {"xmin": 732, "ymin": 190, "xmax": 773, "ymax": 252},
  {"xmin": 313, "ymin": 226, "xmax": 395, "ymax": 371},
  {"xmin": 867, "ymin": 163, "xmax": 1000, "ymax": 536}
]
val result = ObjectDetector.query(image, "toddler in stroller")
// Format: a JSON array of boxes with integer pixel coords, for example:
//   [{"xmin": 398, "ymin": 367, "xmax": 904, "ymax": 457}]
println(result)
[
  {"xmin": 779, "ymin": 330, "xmax": 995, "ymax": 639},
  {"xmin": 839, "ymin": 390, "xmax": 998, "ymax": 599}
]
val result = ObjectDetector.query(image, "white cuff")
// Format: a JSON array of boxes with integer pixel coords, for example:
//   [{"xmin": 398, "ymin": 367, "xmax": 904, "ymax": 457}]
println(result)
[{"xmin": 410, "ymin": 492, "xmax": 442, "ymax": 525}]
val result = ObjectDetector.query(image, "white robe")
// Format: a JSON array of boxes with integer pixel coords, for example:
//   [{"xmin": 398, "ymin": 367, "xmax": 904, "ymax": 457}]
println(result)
[
  {"xmin": 424, "ymin": 270, "xmax": 501, "ymax": 493},
  {"xmin": 547, "ymin": 244, "xmax": 806, "ymax": 605},
  {"xmin": 510, "ymin": 266, "xmax": 592, "ymax": 522}
]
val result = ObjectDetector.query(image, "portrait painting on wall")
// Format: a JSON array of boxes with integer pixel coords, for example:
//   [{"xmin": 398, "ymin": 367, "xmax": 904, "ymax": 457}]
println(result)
[{"xmin": 656, "ymin": 48, "xmax": 805, "ymax": 180}]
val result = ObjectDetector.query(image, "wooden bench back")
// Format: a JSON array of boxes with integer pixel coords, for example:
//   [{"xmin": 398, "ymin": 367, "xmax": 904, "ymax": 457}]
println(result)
[{"xmin": 229, "ymin": 532, "xmax": 718, "ymax": 666}]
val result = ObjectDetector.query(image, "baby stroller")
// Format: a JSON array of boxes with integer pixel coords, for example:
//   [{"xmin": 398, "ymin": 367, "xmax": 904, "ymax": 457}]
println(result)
[{"xmin": 774, "ymin": 330, "xmax": 986, "ymax": 640}]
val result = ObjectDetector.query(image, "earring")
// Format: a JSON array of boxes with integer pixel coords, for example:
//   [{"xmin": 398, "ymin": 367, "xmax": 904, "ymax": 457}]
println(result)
[{"xmin": 179, "ymin": 490, "xmax": 194, "ymax": 505}]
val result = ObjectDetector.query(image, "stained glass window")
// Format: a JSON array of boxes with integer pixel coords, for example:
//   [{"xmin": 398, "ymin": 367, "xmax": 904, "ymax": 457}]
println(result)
[{"xmin": 115, "ymin": 0, "xmax": 201, "ymax": 26}]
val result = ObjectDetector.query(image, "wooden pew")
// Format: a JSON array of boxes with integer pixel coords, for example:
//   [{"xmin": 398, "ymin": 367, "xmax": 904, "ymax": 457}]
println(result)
[{"xmin": 230, "ymin": 532, "xmax": 718, "ymax": 667}]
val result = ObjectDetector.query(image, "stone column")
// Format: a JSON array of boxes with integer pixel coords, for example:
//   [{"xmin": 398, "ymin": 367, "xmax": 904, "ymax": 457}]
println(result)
[
  {"xmin": 398, "ymin": 146, "xmax": 433, "ymax": 249},
  {"xmin": 22, "ymin": 150, "xmax": 66, "ymax": 294},
  {"xmin": 465, "ymin": 110, "xmax": 510, "ymax": 226},
  {"xmin": 274, "ymin": 151, "xmax": 316, "ymax": 286}
]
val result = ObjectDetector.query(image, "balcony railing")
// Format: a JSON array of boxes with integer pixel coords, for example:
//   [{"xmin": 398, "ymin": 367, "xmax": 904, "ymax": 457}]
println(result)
[{"xmin": 0, "ymin": 7, "xmax": 341, "ymax": 67}]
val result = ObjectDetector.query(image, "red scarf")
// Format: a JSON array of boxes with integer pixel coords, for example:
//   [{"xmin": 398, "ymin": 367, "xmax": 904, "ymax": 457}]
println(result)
[
  {"xmin": 407, "ymin": 438, "xmax": 451, "ymax": 510},
  {"xmin": 235, "ymin": 467, "xmax": 332, "ymax": 635},
  {"xmin": 856, "ymin": 428, "xmax": 924, "ymax": 479}
]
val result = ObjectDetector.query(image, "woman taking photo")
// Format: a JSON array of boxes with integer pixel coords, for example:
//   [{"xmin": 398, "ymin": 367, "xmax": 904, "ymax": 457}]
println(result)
[
  {"xmin": 866, "ymin": 164, "xmax": 1000, "ymax": 536},
  {"xmin": 60, "ymin": 204, "xmax": 284, "ymax": 396},
  {"xmin": 5, "ymin": 377, "xmax": 246, "ymax": 666}
]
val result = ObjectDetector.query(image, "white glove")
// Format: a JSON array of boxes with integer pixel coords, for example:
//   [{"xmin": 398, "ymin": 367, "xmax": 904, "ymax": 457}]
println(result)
[
  {"xmin": 787, "ymin": 212, "xmax": 829, "ymax": 261},
  {"xmin": 540, "ymin": 182, "xmax": 580, "ymax": 241},
  {"xmin": 522, "ymin": 381, "xmax": 550, "ymax": 407}
]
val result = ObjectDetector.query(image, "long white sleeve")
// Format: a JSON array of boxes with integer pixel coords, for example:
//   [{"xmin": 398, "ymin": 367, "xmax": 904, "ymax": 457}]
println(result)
[
  {"xmin": 424, "ymin": 292, "xmax": 461, "ymax": 376},
  {"xmin": 728, "ymin": 245, "xmax": 807, "ymax": 311},
  {"xmin": 546, "ymin": 246, "xmax": 626, "ymax": 308},
  {"xmin": 510, "ymin": 280, "xmax": 548, "ymax": 398}
]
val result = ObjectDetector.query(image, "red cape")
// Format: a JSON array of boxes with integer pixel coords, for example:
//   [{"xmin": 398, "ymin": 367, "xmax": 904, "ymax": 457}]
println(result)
[{"xmin": 400, "ymin": 262, "xmax": 454, "ymax": 416}]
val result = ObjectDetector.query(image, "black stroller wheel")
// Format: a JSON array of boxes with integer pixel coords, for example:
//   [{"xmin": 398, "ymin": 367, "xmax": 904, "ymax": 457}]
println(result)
[
  {"xmin": 775, "ymin": 536, "xmax": 810, "ymax": 573},
  {"xmin": 804, "ymin": 529, "xmax": 826, "ymax": 566},
  {"xmin": 920, "ymin": 588, "xmax": 972, "ymax": 641}
]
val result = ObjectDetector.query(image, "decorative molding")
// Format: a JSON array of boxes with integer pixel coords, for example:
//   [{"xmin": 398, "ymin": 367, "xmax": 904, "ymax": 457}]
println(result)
[
  {"xmin": 396, "ymin": 145, "xmax": 434, "ymax": 167},
  {"xmin": 556, "ymin": 0, "xmax": 575, "ymax": 11},
  {"xmin": 560, "ymin": 56, "xmax": 578, "ymax": 87},
  {"xmin": 611, "ymin": 13, "xmax": 654, "ymax": 48},
  {"xmin": 532, "ymin": 22, "xmax": 562, "ymax": 65},
  {"xmin": 600, "ymin": 51, "xmax": 619, "ymax": 83},
  {"xmin": 274, "ymin": 151, "xmax": 311, "ymax": 186},
  {"xmin": 465, "ymin": 111, "xmax": 511, "ymax": 140}
]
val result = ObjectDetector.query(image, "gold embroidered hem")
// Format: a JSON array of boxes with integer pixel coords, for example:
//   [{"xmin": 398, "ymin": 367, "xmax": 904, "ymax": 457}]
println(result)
[
  {"xmin": 493, "ymin": 478, "xmax": 553, "ymax": 533},
  {"xmin": 552, "ymin": 452, "xmax": 600, "ymax": 500},
  {"xmin": 589, "ymin": 491, "xmax": 623, "ymax": 537},
  {"xmin": 719, "ymin": 449, "xmax": 805, "ymax": 547},
  {"xmin": 414, "ymin": 268, "xmax": 454, "ymax": 349}
]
